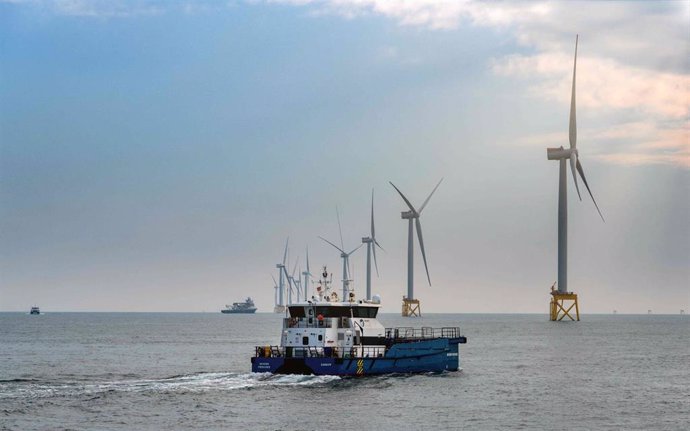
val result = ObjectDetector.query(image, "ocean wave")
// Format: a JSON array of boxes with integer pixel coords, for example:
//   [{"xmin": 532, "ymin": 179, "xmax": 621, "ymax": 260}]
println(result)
[{"xmin": 0, "ymin": 372, "xmax": 341, "ymax": 399}]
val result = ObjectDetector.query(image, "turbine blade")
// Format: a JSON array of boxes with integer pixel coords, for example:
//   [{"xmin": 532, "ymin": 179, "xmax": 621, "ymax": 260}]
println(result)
[
  {"xmin": 570, "ymin": 156, "xmax": 582, "ymax": 200},
  {"xmin": 336, "ymin": 206, "xmax": 345, "ymax": 250},
  {"xmin": 569, "ymin": 35, "xmax": 578, "ymax": 150},
  {"xmin": 282, "ymin": 266, "xmax": 290, "ymax": 285},
  {"xmin": 306, "ymin": 246, "xmax": 310, "ymax": 273},
  {"xmin": 271, "ymin": 275, "xmax": 277, "ymax": 287},
  {"xmin": 418, "ymin": 178, "xmax": 443, "ymax": 213},
  {"xmin": 371, "ymin": 187, "xmax": 380, "ymax": 276},
  {"xmin": 291, "ymin": 256, "xmax": 299, "ymax": 278},
  {"xmin": 389, "ymin": 181, "xmax": 417, "ymax": 214},
  {"xmin": 319, "ymin": 236, "xmax": 345, "ymax": 254},
  {"xmin": 576, "ymin": 159, "xmax": 605, "ymax": 222},
  {"xmin": 372, "ymin": 240, "xmax": 379, "ymax": 277},
  {"xmin": 282, "ymin": 237, "xmax": 289, "ymax": 265},
  {"xmin": 370, "ymin": 188, "xmax": 375, "ymax": 239},
  {"xmin": 415, "ymin": 218, "xmax": 432, "ymax": 286},
  {"xmin": 346, "ymin": 243, "xmax": 363, "ymax": 256}
]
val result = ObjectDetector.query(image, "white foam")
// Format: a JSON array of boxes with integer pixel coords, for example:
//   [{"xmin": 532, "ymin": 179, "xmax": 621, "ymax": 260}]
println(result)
[{"xmin": 0, "ymin": 372, "xmax": 341, "ymax": 399}]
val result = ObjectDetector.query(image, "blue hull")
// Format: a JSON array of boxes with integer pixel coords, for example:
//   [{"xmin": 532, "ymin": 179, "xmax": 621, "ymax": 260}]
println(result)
[{"xmin": 251, "ymin": 338, "xmax": 463, "ymax": 376}]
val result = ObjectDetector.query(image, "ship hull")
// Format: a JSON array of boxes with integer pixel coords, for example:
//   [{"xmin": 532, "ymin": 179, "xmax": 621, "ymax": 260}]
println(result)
[
  {"xmin": 251, "ymin": 337, "xmax": 464, "ymax": 376},
  {"xmin": 221, "ymin": 309, "xmax": 257, "ymax": 314}
]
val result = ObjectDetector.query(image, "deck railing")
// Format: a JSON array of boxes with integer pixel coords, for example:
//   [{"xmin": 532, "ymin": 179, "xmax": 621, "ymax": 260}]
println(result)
[
  {"xmin": 384, "ymin": 327, "xmax": 461, "ymax": 340},
  {"xmin": 254, "ymin": 345, "xmax": 386, "ymax": 359},
  {"xmin": 254, "ymin": 327, "xmax": 463, "ymax": 359}
]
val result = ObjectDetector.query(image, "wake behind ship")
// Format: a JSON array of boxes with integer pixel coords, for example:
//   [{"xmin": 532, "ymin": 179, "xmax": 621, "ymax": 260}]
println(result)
[{"xmin": 221, "ymin": 298, "xmax": 257, "ymax": 314}]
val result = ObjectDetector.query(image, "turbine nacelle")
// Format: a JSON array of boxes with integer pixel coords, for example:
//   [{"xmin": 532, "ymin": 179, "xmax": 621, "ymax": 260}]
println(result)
[
  {"xmin": 547, "ymin": 147, "xmax": 577, "ymax": 160},
  {"xmin": 401, "ymin": 210, "xmax": 416, "ymax": 219}
]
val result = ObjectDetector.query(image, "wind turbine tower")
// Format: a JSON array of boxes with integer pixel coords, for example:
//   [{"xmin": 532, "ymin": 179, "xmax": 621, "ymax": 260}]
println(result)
[
  {"xmin": 547, "ymin": 35, "xmax": 605, "ymax": 321},
  {"xmin": 271, "ymin": 275, "xmax": 279, "ymax": 308},
  {"xmin": 361, "ymin": 189, "xmax": 383, "ymax": 300},
  {"xmin": 301, "ymin": 247, "xmax": 312, "ymax": 302},
  {"xmin": 274, "ymin": 238, "xmax": 289, "ymax": 313},
  {"xmin": 390, "ymin": 178, "xmax": 443, "ymax": 317},
  {"xmin": 286, "ymin": 256, "xmax": 299, "ymax": 305}
]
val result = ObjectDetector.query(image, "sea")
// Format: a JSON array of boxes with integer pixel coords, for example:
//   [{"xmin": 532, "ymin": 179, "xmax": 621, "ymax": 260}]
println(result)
[{"xmin": 1, "ymin": 312, "xmax": 688, "ymax": 430}]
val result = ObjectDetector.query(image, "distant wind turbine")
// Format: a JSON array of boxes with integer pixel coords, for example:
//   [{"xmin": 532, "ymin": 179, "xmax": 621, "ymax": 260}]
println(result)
[
  {"xmin": 301, "ymin": 247, "xmax": 312, "ymax": 301},
  {"xmin": 547, "ymin": 35, "xmax": 604, "ymax": 296},
  {"xmin": 275, "ymin": 238, "xmax": 289, "ymax": 309},
  {"xmin": 390, "ymin": 178, "xmax": 443, "ymax": 301},
  {"xmin": 362, "ymin": 189, "xmax": 384, "ymax": 300},
  {"xmin": 271, "ymin": 275, "xmax": 278, "ymax": 307},
  {"xmin": 286, "ymin": 256, "xmax": 299, "ymax": 304},
  {"xmin": 319, "ymin": 207, "xmax": 363, "ymax": 301}
]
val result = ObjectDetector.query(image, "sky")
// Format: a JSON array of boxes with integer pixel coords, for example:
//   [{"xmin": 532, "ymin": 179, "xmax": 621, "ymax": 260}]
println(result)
[{"xmin": 1, "ymin": 0, "xmax": 688, "ymax": 313}]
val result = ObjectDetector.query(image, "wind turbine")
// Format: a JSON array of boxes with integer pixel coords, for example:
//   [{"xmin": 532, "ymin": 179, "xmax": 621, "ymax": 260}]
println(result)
[
  {"xmin": 301, "ymin": 247, "xmax": 312, "ymax": 301},
  {"xmin": 286, "ymin": 256, "xmax": 299, "ymax": 305},
  {"xmin": 390, "ymin": 178, "xmax": 443, "ymax": 311},
  {"xmin": 296, "ymin": 271, "xmax": 303, "ymax": 302},
  {"xmin": 275, "ymin": 238, "xmax": 289, "ymax": 311},
  {"xmin": 319, "ymin": 207, "xmax": 363, "ymax": 301},
  {"xmin": 362, "ymin": 189, "xmax": 384, "ymax": 300},
  {"xmin": 271, "ymin": 275, "xmax": 278, "ymax": 307},
  {"xmin": 546, "ymin": 35, "xmax": 604, "ymax": 321}
]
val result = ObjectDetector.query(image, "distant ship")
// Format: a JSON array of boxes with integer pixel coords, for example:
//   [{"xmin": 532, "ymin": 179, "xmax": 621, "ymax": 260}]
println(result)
[
  {"xmin": 221, "ymin": 298, "xmax": 257, "ymax": 314},
  {"xmin": 29, "ymin": 306, "xmax": 40, "ymax": 315}
]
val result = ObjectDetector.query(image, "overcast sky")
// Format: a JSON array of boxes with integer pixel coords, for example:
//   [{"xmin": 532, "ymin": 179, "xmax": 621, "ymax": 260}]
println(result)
[{"xmin": 1, "ymin": 0, "xmax": 688, "ymax": 313}]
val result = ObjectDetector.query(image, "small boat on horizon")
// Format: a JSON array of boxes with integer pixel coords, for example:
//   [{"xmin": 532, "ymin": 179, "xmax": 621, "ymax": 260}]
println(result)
[
  {"xmin": 29, "ymin": 306, "xmax": 40, "ymax": 315},
  {"xmin": 221, "ymin": 298, "xmax": 257, "ymax": 314}
]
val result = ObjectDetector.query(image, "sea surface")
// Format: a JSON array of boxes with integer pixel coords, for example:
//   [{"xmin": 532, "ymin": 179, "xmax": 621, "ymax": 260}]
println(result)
[{"xmin": 1, "ymin": 312, "xmax": 688, "ymax": 430}]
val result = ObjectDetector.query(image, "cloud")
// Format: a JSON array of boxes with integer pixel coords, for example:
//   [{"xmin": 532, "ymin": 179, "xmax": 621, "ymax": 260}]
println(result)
[
  {"xmin": 492, "ymin": 52, "xmax": 690, "ymax": 119},
  {"xmin": 266, "ymin": 0, "xmax": 689, "ymax": 167},
  {"xmin": 267, "ymin": 0, "xmax": 550, "ymax": 30},
  {"xmin": 4, "ymin": 0, "xmax": 688, "ymax": 166},
  {"xmin": 592, "ymin": 123, "xmax": 689, "ymax": 168},
  {"xmin": 54, "ymin": 0, "xmax": 163, "ymax": 17},
  {"xmin": 516, "ymin": 121, "xmax": 689, "ymax": 168},
  {"xmin": 0, "ymin": 0, "xmax": 215, "ymax": 17}
]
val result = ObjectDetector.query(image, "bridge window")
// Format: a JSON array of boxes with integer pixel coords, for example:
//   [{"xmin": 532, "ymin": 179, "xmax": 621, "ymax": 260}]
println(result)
[
  {"xmin": 288, "ymin": 307, "xmax": 306, "ymax": 318},
  {"xmin": 311, "ymin": 306, "xmax": 378, "ymax": 318},
  {"xmin": 302, "ymin": 336, "xmax": 309, "ymax": 345}
]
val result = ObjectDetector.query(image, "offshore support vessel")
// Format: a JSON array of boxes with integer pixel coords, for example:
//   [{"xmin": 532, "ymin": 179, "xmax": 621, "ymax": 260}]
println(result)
[
  {"xmin": 221, "ymin": 298, "xmax": 257, "ymax": 314},
  {"xmin": 251, "ymin": 267, "xmax": 466, "ymax": 375}
]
